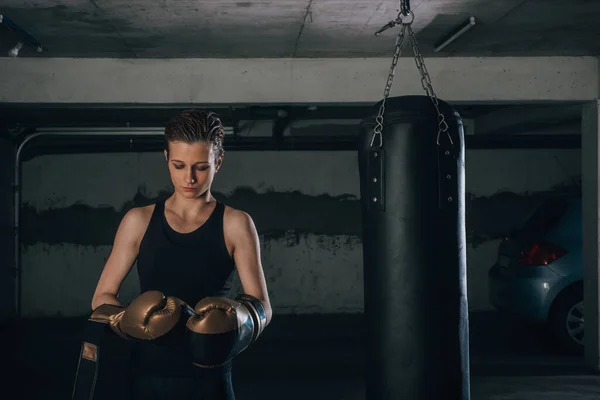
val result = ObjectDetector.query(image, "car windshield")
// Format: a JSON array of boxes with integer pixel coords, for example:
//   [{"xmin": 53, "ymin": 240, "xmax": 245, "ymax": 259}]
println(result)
[{"xmin": 518, "ymin": 197, "xmax": 571, "ymax": 234}]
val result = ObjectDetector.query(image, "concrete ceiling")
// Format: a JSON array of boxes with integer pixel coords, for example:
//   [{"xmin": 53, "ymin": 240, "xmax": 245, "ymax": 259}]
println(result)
[
  {"xmin": 0, "ymin": 1, "xmax": 592, "ymax": 138},
  {"xmin": 0, "ymin": 0, "xmax": 598, "ymax": 59}
]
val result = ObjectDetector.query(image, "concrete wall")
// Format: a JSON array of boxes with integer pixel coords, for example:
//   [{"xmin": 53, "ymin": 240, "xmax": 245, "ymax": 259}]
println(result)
[
  {"xmin": 0, "ymin": 135, "xmax": 15, "ymax": 323},
  {"xmin": 18, "ymin": 143, "xmax": 581, "ymax": 317}
]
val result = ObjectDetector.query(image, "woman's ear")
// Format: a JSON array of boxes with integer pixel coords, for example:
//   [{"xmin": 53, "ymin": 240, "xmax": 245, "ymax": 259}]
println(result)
[
  {"xmin": 215, "ymin": 154, "xmax": 224, "ymax": 172},
  {"xmin": 164, "ymin": 149, "xmax": 168, "ymax": 161}
]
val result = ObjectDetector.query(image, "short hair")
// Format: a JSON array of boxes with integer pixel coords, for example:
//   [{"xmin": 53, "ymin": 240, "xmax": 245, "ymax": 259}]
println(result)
[{"xmin": 164, "ymin": 109, "xmax": 225, "ymax": 159}]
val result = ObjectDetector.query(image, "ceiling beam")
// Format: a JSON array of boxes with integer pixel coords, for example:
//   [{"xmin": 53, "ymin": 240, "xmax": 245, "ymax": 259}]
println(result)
[{"xmin": 0, "ymin": 57, "xmax": 597, "ymax": 104}]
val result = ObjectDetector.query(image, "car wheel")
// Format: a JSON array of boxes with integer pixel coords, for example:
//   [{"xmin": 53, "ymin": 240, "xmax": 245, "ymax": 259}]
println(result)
[{"xmin": 549, "ymin": 284, "xmax": 584, "ymax": 356}]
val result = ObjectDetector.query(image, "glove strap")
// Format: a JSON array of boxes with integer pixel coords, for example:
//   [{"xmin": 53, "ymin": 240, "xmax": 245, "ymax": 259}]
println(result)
[
  {"xmin": 72, "ymin": 304, "xmax": 129, "ymax": 400},
  {"xmin": 71, "ymin": 319, "xmax": 108, "ymax": 400}
]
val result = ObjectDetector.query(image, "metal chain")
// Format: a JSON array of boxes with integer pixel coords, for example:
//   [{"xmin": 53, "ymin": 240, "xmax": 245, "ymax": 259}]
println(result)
[
  {"xmin": 371, "ymin": 9, "xmax": 453, "ymax": 149},
  {"xmin": 400, "ymin": 0, "xmax": 410, "ymax": 16},
  {"xmin": 370, "ymin": 22, "xmax": 407, "ymax": 148},
  {"xmin": 406, "ymin": 24, "xmax": 452, "ymax": 146}
]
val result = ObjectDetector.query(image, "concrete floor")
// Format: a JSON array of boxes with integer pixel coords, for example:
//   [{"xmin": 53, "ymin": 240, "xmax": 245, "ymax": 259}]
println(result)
[{"xmin": 3, "ymin": 312, "xmax": 600, "ymax": 400}]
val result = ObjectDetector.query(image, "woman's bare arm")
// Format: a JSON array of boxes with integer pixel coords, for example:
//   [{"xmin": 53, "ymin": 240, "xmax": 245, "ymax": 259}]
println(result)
[
  {"xmin": 226, "ymin": 208, "xmax": 273, "ymax": 325},
  {"xmin": 91, "ymin": 207, "xmax": 150, "ymax": 310}
]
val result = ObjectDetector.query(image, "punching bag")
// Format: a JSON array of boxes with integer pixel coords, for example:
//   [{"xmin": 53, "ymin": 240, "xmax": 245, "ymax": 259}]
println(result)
[{"xmin": 358, "ymin": 95, "xmax": 470, "ymax": 400}]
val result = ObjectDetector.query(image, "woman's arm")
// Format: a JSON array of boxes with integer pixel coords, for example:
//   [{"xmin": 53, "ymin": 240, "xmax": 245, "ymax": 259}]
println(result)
[
  {"xmin": 91, "ymin": 207, "xmax": 149, "ymax": 310},
  {"xmin": 227, "ymin": 209, "xmax": 273, "ymax": 326}
]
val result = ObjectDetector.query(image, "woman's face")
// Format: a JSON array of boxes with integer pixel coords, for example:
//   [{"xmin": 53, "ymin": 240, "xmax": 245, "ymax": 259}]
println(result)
[{"xmin": 165, "ymin": 140, "xmax": 222, "ymax": 199}]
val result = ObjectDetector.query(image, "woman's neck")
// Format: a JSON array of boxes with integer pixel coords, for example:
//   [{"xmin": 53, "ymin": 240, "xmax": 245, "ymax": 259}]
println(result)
[{"xmin": 167, "ymin": 190, "xmax": 215, "ymax": 220}]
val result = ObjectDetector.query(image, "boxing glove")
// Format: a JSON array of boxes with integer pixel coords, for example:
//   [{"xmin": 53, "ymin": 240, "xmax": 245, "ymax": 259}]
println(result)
[
  {"xmin": 118, "ymin": 290, "xmax": 194, "ymax": 343},
  {"xmin": 88, "ymin": 303, "xmax": 129, "ymax": 339},
  {"xmin": 186, "ymin": 293, "xmax": 267, "ymax": 367}
]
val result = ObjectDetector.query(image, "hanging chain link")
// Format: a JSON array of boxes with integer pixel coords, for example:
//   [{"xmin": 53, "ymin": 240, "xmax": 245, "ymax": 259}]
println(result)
[
  {"xmin": 371, "ymin": 6, "xmax": 453, "ymax": 149},
  {"xmin": 407, "ymin": 25, "xmax": 451, "ymax": 147},
  {"xmin": 370, "ymin": 22, "xmax": 408, "ymax": 148}
]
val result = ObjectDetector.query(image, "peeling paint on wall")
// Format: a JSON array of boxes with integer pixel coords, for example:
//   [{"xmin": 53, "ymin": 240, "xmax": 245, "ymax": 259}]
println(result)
[
  {"xmin": 219, "ymin": 187, "xmax": 359, "ymax": 238},
  {"xmin": 20, "ymin": 187, "xmax": 361, "ymax": 245},
  {"xmin": 20, "ymin": 188, "xmax": 171, "ymax": 246},
  {"xmin": 20, "ymin": 178, "xmax": 580, "ymax": 250}
]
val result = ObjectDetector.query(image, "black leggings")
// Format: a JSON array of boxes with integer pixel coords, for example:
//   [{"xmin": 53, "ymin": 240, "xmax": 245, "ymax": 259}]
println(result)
[{"xmin": 131, "ymin": 371, "xmax": 235, "ymax": 400}]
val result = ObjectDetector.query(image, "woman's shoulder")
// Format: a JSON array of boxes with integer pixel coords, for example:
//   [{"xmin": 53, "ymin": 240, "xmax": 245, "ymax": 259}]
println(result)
[
  {"xmin": 120, "ymin": 203, "xmax": 156, "ymax": 234},
  {"xmin": 223, "ymin": 204, "xmax": 252, "ymax": 221},
  {"xmin": 222, "ymin": 204, "xmax": 257, "ymax": 232},
  {"xmin": 127, "ymin": 203, "xmax": 155, "ymax": 218}
]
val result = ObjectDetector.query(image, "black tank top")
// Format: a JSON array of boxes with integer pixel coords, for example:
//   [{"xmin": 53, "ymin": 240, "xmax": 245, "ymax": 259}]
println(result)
[{"xmin": 131, "ymin": 199, "xmax": 236, "ymax": 377}]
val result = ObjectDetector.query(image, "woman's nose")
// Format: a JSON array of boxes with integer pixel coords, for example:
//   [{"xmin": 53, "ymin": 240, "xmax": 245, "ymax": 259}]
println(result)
[{"xmin": 184, "ymin": 170, "xmax": 196, "ymax": 184}]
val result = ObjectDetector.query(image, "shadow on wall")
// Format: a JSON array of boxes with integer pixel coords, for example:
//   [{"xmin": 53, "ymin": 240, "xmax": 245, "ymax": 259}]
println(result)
[{"xmin": 19, "ymin": 177, "xmax": 582, "ymax": 249}]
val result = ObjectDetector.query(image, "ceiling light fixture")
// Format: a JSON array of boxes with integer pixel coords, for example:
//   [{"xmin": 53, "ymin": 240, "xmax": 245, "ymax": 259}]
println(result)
[
  {"xmin": 434, "ymin": 16, "xmax": 476, "ymax": 53},
  {"xmin": 8, "ymin": 41, "xmax": 23, "ymax": 58},
  {"xmin": 0, "ymin": 14, "xmax": 45, "ymax": 55}
]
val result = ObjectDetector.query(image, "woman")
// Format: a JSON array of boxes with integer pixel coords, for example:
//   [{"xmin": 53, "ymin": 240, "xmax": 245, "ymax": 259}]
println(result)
[{"xmin": 90, "ymin": 109, "xmax": 273, "ymax": 399}]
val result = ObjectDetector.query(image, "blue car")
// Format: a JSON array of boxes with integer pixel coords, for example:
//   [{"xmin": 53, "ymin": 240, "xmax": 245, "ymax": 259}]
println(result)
[{"xmin": 488, "ymin": 195, "xmax": 583, "ymax": 355}]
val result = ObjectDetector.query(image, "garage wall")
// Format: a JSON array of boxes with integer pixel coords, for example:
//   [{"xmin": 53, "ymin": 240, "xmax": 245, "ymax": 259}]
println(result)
[
  {"xmin": 20, "ymin": 150, "xmax": 362, "ymax": 316},
  {"xmin": 18, "ymin": 138, "xmax": 581, "ymax": 317}
]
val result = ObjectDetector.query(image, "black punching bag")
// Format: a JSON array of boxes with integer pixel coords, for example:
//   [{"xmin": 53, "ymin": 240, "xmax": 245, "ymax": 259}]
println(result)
[{"xmin": 358, "ymin": 96, "xmax": 470, "ymax": 400}]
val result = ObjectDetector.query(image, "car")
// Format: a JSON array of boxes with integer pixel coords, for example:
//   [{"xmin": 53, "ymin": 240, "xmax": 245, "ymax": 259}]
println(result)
[{"xmin": 488, "ymin": 195, "xmax": 583, "ymax": 355}]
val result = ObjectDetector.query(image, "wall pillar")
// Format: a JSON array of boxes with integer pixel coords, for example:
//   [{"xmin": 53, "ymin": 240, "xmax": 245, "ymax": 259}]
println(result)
[
  {"xmin": 0, "ymin": 133, "xmax": 15, "ymax": 323},
  {"xmin": 582, "ymin": 99, "xmax": 600, "ymax": 370}
]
